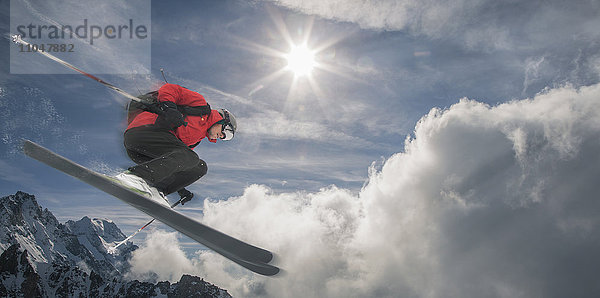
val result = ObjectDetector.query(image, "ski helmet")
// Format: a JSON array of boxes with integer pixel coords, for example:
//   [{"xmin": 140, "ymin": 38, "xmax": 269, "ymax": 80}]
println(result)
[{"xmin": 217, "ymin": 109, "xmax": 237, "ymax": 141}]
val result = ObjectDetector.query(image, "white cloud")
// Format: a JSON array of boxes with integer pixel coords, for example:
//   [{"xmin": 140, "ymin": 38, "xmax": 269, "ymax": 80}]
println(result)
[
  {"xmin": 266, "ymin": 0, "xmax": 599, "ymax": 52},
  {"xmin": 129, "ymin": 83, "xmax": 600, "ymax": 297},
  {"xmin": 266, "ymin": 0, "xmax": 507, "ymax": 48},
  {"xmin": 267, "ymin": 0, "xmax": 424, "ymax": 32},
  {"xmin": 126, "ymin": 229, "xmax": 196, "ymax": 282},
  {"xmin": 240, "ymin": 110, "xmax": 371, "ymax": 145},
  {"xmin": 522, "ymin": 56, "xmax": 546, "ymax": 96}
]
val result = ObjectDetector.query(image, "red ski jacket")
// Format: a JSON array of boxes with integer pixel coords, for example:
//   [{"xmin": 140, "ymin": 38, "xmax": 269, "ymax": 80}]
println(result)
[{"xmin": 126, "ymin": 84, "xmax": 224, "ymax": 147}]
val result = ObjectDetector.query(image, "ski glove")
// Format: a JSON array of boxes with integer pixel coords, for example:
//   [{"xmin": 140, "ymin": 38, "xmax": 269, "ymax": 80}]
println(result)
[
  {"xmin": 177, "ymin": 188, "xmax": 194, "ymax": 205},
  {"xmin": 158, "ymin": 101, "xmax": 187, "ymax": 128}
]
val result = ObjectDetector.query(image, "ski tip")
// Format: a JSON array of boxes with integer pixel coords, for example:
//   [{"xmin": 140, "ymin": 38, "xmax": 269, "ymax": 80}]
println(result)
[
  {"xmin": 21, "ymin": 139, "xmax": 36, "ymax": 154},
  {"xmin": 22, "ymin": 138, "xmax": 35, "ymax": 145},
  {"xmin": 264, "ymin": 253, "xmax": 284, "ymax": 277},
  {"xmin": 270, "ymin": 266, "xmax": 287, "ymax": 279},
  {"xmin": 270, "ymin": 251, "xmax": 282, "ymax": 265},
  {"xmin": 257, "ymin": 263, "xmax": 282, "ymax": 277},
  {"xmin": 21, "ymin": 139, "xmax": 44, "ymax": 155},
  {"xmin": 231, "ymin": 256, "xmax": 281, "ymax": 277}
]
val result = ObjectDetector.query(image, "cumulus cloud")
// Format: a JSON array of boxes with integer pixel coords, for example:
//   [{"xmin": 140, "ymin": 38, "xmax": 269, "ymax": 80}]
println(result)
[
  {"xmin": 130, "ymin": 83, "xmax": 600, "ymax": 297},
  {"xmin": 127, "ymin": 230, "xmax": 196, "ymax": 282}
]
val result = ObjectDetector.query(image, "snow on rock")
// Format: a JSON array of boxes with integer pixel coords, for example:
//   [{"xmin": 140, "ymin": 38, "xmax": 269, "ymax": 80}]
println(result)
[
  {"xmin": 65, "ymin": 216, "xmax": 129, "ymax": 262},
  {"xmin": 0, "ymin": 191, "xmax": 230, "ymax": 298},
  {"xmin": 0, "ymin": 191, "xmax": 134, "ymax": 277}
]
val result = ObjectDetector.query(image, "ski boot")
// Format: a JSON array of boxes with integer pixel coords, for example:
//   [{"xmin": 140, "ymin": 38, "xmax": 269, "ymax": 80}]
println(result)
[{"xmin": 113, "ymin": 171, "xmax": 170, "ymax": 207}]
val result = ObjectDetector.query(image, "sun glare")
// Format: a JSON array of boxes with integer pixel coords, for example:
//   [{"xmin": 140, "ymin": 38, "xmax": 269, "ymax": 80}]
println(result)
[
  {"xmin": 286, "ymin": 45, "xmax": 315, "ymax": 76},
  {"xmin": 237, "ymin": 11, "xmax": 351, "ymax": 103}
]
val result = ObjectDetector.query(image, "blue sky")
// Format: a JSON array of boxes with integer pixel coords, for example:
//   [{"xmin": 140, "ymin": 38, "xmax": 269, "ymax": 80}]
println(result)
[{"xmin": 2, "ymin": 0, "xmax": 600, "ymax": 297}]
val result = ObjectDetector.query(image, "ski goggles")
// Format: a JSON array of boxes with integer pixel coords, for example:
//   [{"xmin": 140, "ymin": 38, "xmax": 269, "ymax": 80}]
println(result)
[
  {"xmin": 219, "ymin": 109, "xmax": 235, "ymax": 141},
  {"xmin": 221, "ymin": 123, "xmax": 235, "ymax": 141}
]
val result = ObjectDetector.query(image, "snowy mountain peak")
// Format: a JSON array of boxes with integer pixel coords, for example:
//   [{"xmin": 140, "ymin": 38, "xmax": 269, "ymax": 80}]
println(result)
[
  {"xmin": 0, "ymin": 191, "xmax": 61, "ymax": 264},
  {"xmin": 0, "ymin": 191, "xmax": 135, "ymax": 274},
  {"xmin": 0, "ymin": 191, "xmax": 57, "ymax": 231},
  {"xmin": 0, "ymin": 191, "xmax": 230, "ymax": 297},
  {"xmin": 67, "ymin": 216, "xmax": 125, "ymax": 242},
  {"xmin": 65, "ymin": 216, "xmax": 128, "ymax": 258}
]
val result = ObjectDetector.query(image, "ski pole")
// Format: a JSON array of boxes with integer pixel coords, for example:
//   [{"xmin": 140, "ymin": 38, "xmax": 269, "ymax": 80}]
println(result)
[
  {"xmin": 10, "ymin": 34, "xmax": 142, "ymax": 102},
  {"xmin": 9, "ymin": 34, "xmax": 183, "ymax": 123},
  {"xmin": 108, "ymin": 197, "xmax": 187, "ymax": 253}
]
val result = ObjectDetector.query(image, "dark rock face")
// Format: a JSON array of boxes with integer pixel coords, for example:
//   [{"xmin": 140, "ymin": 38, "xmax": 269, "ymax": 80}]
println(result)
[
  {"xmin": 0, "ymin": 191, "xmax": 231, "ymax": 298},
  {"xmin": 0, "ymin": 244, "xmax": 43, "ymax": 297}
]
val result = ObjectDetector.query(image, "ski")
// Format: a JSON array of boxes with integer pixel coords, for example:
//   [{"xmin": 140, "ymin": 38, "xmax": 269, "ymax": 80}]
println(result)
[{"xmin": 22, "ymin": 140, "xmax": 279, "ymax": 276}]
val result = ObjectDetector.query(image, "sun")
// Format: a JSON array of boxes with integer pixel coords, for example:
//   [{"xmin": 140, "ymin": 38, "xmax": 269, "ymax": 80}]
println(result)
[
  {"xmin": 285, "ymin": 44, "xmax": 316, "ymax": 77},
  {"xmin": 234, "ymin": 11, "xmax": 352, "ymax": 102}
]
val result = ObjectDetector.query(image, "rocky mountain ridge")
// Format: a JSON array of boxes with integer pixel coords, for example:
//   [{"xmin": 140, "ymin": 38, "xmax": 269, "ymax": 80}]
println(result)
[{"xmin": 0, "ymin": 191, "xmax": 231, "ymax": 297}]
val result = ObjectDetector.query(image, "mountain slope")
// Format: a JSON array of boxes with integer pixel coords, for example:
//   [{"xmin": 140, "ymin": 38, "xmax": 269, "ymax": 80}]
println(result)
[{"xmin": 0, "ymin": 191, "xmax": 231, "ymax": 298}]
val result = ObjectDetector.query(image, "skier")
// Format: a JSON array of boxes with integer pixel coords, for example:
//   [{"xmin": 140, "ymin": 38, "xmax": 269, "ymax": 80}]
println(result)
[{"xmin": 114, "ymin": 83, "xmax": 237, "ymax": 206}]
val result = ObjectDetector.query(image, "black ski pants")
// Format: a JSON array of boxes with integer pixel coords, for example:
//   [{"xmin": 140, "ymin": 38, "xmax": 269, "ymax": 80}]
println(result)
[{"xmin": 123, "ymin": 126, "xmax": 207, "ymax": 195}]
